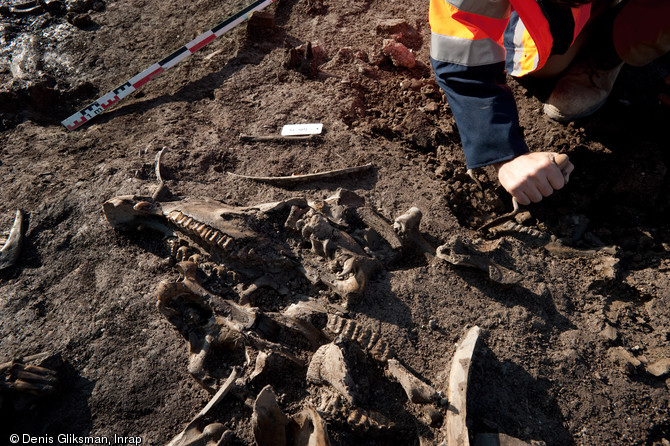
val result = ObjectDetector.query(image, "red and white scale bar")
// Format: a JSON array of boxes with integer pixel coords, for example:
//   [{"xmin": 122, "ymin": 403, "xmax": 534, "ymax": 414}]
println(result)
[{"xmin": 62, "ymin": 0, "xmax": 276, "ymax": 131}]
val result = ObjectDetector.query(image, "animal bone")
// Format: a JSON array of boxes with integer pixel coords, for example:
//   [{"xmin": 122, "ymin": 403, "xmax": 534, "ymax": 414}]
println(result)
[
  {"xmin": 152, "ymin": 146, "xmax": 171, "ymax": 201},
  {"xmin": 0, "ymin": 351, "xmax": 58, "ymax": 396},
  {"xmin": 289, "ymin": 208, "xmax": 381, "ymax": 300},
  {"xmin": 435, "ymin": 235, "xmax": 521, "ymax": 285},
  {"xmin": 323, "ymin": 314, "xmax": 393, "ymax": 362},
  {"xmin": 158, "ymin": 261, "xmax": 258, "ymax": 333},
  {"xmin": 307, "ymin": 342, "xmax": 358, "ymax": 405},
  {"xmin": 0, "ymin": 210, "xmax": 25, "ymax": 270},
  {"xmin": 249, "ymin": 351, "xmax": 298, "ymax": 385},
  {"xmin": 238, "ymin": 134, "xmax": 321, "ymax": 142},
  {"xmin": 157, "ymin": 261, "xmax": 305, "ymax": 391},
  {"xmin": 167, "ymin": 368, "xmax": 239, "ymax": 446},
  {"xmin": 473, "ymin": 433, "xmax": 541, "ymax": 446},
  {"xmin": 227, "ymin": 163, "xmax": 374, "ymax": 186},
  {"xmin": 393, "ymin": 207, "xmax": 436, "ymax": 260},
  {"xmin": 308, "ymin": 188, "xmax": 366, "ymax": 228},
  {"xmin": 444, "ymin": 326, "xmax": 480, "ymax": 446},
  {"xmin": 289, "ymin": 405, "xmax": 332, "ymax": 446},
  {"xmin": 313, "ymin": 390, "xmax": 396, "ymax": 434},
  {"xmin": 104, "ymin": 194, "xmax": 304, "ymax": 250},
  {"xmin": 252, "ymin": 385, "xmax": 289, "ymax": 446},
  {"xmin": 386, "ymin": 359, "xmax": 439, "ymax": 404},
  {"xmin": 279, "ymin": 300, "xmax": 332, "ymax": 349}
]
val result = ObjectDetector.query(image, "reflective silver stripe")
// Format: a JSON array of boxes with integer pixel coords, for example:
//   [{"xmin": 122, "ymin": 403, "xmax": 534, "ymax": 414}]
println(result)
[
  {"xmin": 510, "ymin": 19, "xmax": 526, "ymax": 75},
  {"xmin": 445, "ymin": 0, "xmax": 510, "ymax": 19},
  {"xmin": 431, "ymin": 32, "xmax": 505, "ymax": 66},
  {"xmin": 508, "ymin": 19, "xmax": 539, "ymax": 76}
]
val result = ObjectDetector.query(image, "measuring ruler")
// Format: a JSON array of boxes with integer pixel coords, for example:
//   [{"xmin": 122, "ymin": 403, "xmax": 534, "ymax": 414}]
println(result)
[{"xmin": 62, "ymin": 0, "xmax": 276, "ymax": 131}]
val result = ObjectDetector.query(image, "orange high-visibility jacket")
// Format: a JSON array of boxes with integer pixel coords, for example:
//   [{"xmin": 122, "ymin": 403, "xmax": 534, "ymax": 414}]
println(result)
[
  {"xmin": 429, "ymin": 0, "xmax": 592, "ymax": 76},
  {"xmin": 429, "ymin": 0, "xmax": 593, "ymax": 169}
]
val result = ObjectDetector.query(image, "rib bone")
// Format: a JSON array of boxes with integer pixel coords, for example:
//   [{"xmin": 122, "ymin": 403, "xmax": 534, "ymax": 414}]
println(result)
[{"xmin": 167, "ymin": 368, "xmax": 239, "ymax": 446}]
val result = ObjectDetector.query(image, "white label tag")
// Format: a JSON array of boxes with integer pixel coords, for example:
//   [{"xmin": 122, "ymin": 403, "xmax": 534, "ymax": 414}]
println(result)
[{"xmin": 281, "ymin": 123, "xmax": 323, "ymax": 136}]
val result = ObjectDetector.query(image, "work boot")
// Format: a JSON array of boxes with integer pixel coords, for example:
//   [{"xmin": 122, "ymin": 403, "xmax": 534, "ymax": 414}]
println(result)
[{"xmin": 543, "ymin": 59, "xmax": 624, "ymax": 122}]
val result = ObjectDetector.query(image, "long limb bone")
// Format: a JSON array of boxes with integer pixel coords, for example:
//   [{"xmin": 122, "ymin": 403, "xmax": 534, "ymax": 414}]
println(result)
[{"xmin": 227, "ymin": 163, "xmax": 374, "ymax": 186}]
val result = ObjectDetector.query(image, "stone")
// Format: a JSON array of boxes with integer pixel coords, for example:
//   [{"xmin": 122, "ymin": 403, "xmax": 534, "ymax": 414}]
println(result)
[
  {"xmin": 646, "ymin": 358, "xmax": 670, "ymax": 377},
  {"xmin": 600, "ymin": 324, "xmax": 618, "ymax": 342},
  {"xmin": 382, "ymin": 39, "xmax": 415, "ymax": 69}
]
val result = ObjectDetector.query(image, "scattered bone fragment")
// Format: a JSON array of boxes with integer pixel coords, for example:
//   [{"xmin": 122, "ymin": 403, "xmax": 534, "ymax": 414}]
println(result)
[
  {"xmin": 436, "ymin": 235, "xmax": 521, "ymax": 285},
  {"xmin": 387, "ymin": 359, "xmax": 438, "ymax": 404},
  {"xmin": 167, "ymin": 369, "xmax": 239, "ymax": 446},
  {"xmin": 474, "ymin": 432, "xmax": 545, "ymax": 446},
  {"xmin": 168, "ymin": 420, "xmax": 232, "ymax": 446},
  {"xmin": 0, "ymin": 209, "xmax": 25, "ymax": 270},
  {"xmin": 152, "ymin": 146, "xmax": 171, "ymax": 201},
  {"xmin": 0, "ymin": 1, "xmax": 44, "ymax": 15},
  {"xmin": 323, "ymin": 313, "xmax": 393, "ymax": 362},
  {"xmin": 309, "ymin": 188, "xmax": 365, "ymax": 228},
  {"xmin": 646, "ymin": 358, "xmax": 670, "ymax": 377},
  {"xmin": 307, "ymin": 342, "xmax": 358, "ymax": 405},
  {"xmin": 252, "ymin": 385, "xmax": 289, "ymax": 446},
  {"xmin": 289, "ymin": 405, "xmax": 332, "ymax": 446},
  {"xmin": 444, "ymin": 326, "xmax": 480, "ymax": 446},
  {"xmin": 272, "ymin": 304, "xmax": 329, "ymax": 350},
  {"xmin": 227, "ymin": 164, "xmax": 374, "ymax": 185},
  {"xmin": 355, "ymin": 206, "xmax": 403, "ymax": 251},
  {"xmin": 394, "ymin": 207, "xmax": 436, "ymax": 260},
  {"xmin": 393, "ymin": 207, "xmax": 422, "ymax": 235},
  {"xmin": 250, "ymin": 351, "xmax": 299, "ymax": 385},
  {"xmin": 591, "ymin": 252, "xmax": 621, "ymax": 280}
]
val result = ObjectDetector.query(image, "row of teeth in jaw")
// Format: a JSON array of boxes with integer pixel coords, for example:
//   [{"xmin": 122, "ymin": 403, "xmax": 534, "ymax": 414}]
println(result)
[
  {"xmin": 325, "ymin": 314, "xmax": 393, "ymax": 362},
  {"xmin": 167, "ymin": 211, "xmax": 235, "ymax": 251}
]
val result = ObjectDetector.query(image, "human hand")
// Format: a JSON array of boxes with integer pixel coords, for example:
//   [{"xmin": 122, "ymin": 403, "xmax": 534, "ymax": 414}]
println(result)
[{"xmin": 495, "ymin": 152, "xmax": 573, "ymax": 206}]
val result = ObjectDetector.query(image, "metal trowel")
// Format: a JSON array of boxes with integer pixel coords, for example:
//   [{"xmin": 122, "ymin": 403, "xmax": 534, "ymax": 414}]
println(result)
[{"xmin": 479, "ymin": 153, "xmax": 570, "ymax": 232}]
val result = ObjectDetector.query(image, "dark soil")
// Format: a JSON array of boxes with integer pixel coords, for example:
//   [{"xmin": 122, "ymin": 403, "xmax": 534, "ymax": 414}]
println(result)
[{"xmin": 1, "ymin": 0, "xmax": 669, "ymax": 445}]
